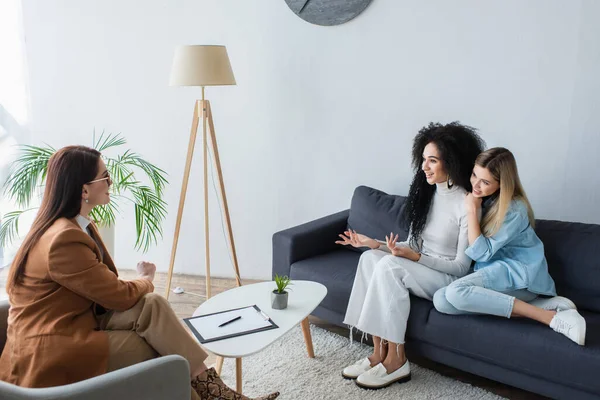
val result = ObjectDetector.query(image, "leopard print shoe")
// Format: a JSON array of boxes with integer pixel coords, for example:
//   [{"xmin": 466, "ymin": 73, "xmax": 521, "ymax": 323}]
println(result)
[{"xmin": 191, "ymin": 367, "xmax": 280, "ymax": 400}]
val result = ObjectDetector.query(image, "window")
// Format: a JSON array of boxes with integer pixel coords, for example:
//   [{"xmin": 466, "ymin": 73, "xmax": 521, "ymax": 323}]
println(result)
[{"xmin": 0, "ymin": 0, "xmax": 30, "ymax": 268}]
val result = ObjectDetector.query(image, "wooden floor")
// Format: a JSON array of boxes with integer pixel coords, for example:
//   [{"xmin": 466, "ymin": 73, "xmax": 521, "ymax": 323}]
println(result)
[{"xmin": 0, "ymin": 269, "xmax": 547, "ymax": 399}]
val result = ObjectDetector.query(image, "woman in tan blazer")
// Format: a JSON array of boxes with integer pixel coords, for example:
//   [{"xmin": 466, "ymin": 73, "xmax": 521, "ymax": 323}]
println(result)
[{"xmin": 0, "ymin": 146, "xmax": 278, "ymax": 400}]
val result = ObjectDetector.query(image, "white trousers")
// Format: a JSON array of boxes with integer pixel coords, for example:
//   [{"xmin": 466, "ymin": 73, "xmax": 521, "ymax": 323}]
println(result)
[{"xmin": 343, "ymin": 249, "xmax": 457, "ymax": 344}]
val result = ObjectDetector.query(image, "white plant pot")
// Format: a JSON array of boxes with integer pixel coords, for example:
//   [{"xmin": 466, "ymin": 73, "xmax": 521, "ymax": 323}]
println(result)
[{"xmin": 97, "ymin": 224, "xmax": 116, "ymax": 259}]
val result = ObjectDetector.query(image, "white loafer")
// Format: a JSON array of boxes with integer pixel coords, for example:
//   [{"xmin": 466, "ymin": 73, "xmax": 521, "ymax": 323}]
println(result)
[
  {"xmin": 356, "ymin": 361, "xmax": 411, "ymax": 389},
  {"xmin": 342, "ymin": 358, "xmax": 372, "ymax": 380},
  {"xmin": 530, "ymin": 296, "xmax": 577, "ymax": 312},
  {"xmin": 550, "ymin": 309, "xmax": 586, "ymax": 346}
]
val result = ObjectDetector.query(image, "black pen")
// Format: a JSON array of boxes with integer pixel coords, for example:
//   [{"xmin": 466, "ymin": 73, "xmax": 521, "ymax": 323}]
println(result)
[{"xmin": 218, "ymin": 316, "xmax": 242, "ymax": 328}]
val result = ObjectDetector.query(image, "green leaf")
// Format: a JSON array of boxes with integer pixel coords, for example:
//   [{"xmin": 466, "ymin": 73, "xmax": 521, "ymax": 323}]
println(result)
[
  {"xmin": 274, "ymin": 274, "xmax": 292, "ymax": 293},
  {"xmin": 117, "ymin": 151, "xmax": 169, "ymax": 196},
  {"xmin": 2, "ymin": 145, "xmax": 54, "ymax": 207},
  {"xmin": 129, "ymin": 185, "xmax": 167, "ymax": 252},
  {"xmin": 89, "ymin": 201, "xmax": 120, "ymax": 228},
  {"xmin": 0, "ymin": 209, "xmax": 35, "ymax": 248},
  {"xmin": 93, "ymin": 131, "xmax": 127, "ymax": 152},
  {"xmin": 105, "ymin": 155, "xmax": 133, "ymax": 194}
]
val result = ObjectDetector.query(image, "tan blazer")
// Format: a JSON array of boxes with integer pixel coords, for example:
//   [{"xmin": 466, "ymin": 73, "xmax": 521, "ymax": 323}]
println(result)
[{"xmin": 0, "ymin": 217, "xmax": 154, "ymax": 388}]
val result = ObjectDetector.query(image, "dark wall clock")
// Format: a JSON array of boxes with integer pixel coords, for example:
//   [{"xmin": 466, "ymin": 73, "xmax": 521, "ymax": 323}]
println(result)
[{"xmin": 284, "ymin": 0, "xmax": 373, "ymax": 26}]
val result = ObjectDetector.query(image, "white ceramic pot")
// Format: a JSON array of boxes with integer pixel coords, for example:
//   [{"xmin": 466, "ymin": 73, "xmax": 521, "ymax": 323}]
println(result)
[{"xmin": 97, "ymin": 224, "xmax": 116, "ymax": 259}]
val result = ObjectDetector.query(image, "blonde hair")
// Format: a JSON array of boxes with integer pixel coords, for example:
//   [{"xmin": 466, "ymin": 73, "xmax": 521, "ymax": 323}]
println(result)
[{"xmin": 477, "ymin": 147, "xmax": 535, "ymax": 237}]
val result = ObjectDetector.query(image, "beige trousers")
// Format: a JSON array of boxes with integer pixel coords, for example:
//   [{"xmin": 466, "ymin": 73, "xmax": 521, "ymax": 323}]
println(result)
[{"xmin": 100, "ymin": 293, "xmax": 208, "ymax": 400}]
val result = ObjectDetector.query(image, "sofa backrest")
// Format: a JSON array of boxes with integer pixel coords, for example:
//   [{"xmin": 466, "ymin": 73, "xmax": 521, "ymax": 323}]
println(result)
[
  {"xmin": 535, "ymin": 219, "xmax": 600, "ymax": 313},
  {"xmin": 348, "ymin": 186, "xmax": 600, "ymax": 312},
  {"xmin": 347, "ymin": 186, "xmax": 409, "ymax": 249}
]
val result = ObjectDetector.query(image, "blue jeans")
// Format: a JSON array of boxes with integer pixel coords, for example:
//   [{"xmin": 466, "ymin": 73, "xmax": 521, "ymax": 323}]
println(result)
[{"xmin": 433, "ymin": 270, "xmax": 538, "ymax": 318}]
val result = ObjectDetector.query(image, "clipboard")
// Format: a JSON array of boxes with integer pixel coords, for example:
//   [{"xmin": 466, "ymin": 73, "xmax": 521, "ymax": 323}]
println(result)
[{"xmin": 184, "ymin": 305, "xmax": 279, "ymax": 344}]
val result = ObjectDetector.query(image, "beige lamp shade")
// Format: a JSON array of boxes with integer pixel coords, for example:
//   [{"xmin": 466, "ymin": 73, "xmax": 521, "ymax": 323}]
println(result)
[{"xmin": 169, "ymin": 45, "xmax": 236, "ymax": 87}]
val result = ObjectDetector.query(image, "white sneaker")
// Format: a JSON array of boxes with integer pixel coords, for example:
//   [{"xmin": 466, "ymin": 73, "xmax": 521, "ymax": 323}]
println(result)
[
  {"xmin": 550, "ymin": 309, "xmax": 586, "ymax": 346},
  {"xmin": 530, "ymin": 296, "xmax": 577, "ymax": 312},
  {"xmin": 355, "ymin": 361, "xmax": 411, "ymax": 389},
  {"xmin": 342, "ymin": 358, "xmax": 372, "ymax": 380}
]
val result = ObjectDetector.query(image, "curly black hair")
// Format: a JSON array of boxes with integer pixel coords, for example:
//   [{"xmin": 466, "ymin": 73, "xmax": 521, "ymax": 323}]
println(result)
[{"xmin": 403, "ymin": 122, "xmax": 486, "ymax": 249}]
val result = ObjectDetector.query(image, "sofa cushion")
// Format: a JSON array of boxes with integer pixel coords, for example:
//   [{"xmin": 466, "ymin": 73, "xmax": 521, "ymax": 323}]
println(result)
[
  {"xmin": 291, "ymin": 249, "xmax": 436, "ymax": 340},
  {"xmin": 290, "ymin": 249, "xmax": 361, "ymax": 316},
  {"xmin": 347, "ymin": 186, "xmax": 409, "ymax": 250},
  {"xmin": 424, "ymin": 307, "xmax": 600, "ymax": 395},
  {"xmin": 535, "ymin": 220, "xmax": 600, "ymax": 312},
  {"xmin": 405, "ymin": 296, "xmax": 436, "ymax": 340}
]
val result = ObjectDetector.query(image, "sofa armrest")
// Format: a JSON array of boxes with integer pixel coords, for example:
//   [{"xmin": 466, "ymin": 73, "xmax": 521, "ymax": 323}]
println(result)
[
  {"xmin": 272, "ymin": 210, "xmax": 349, "ymax": 278},
  {"xmin": 0, "ymin": 355, "xmax": 191, "ymax": 400},
  {"xmin": 0, "ymin": 299, "xmax": 9, "ymax": 353}
]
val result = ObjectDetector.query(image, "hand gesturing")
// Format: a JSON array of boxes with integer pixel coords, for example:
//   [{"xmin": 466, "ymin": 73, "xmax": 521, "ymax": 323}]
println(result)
[
  {"xmin": 386, "ymin": 232, "xmax": 419, "ymax": 261},
  {"xmin": 336, "ymin": 230, "xmax": 376, "ymax": 249}
]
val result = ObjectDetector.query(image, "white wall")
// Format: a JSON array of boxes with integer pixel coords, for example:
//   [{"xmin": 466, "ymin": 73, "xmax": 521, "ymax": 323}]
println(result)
[{"xmin": 19, "ymin": 0, "xmax": 600, "ymax": 279}]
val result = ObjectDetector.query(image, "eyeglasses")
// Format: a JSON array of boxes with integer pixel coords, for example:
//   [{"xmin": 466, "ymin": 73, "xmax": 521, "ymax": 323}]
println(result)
[{"xmin": 87, "ymin": 175, "xmax": 112, "ymax": 186}]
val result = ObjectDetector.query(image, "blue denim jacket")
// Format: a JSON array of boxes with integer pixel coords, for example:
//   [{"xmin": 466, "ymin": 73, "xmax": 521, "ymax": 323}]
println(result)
[{"xmin": 465, "ymin": 200, "xmax": 557, "ymax": 296}]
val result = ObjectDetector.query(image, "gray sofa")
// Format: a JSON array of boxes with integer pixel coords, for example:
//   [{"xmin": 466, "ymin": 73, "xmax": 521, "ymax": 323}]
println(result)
[
  {"xmin": 273, "ymin": 185, "xmax": 600, "ymax": 400},
  {"xmin": 0, "ymin": 299, "xmax": 191, "ymax": 400}
]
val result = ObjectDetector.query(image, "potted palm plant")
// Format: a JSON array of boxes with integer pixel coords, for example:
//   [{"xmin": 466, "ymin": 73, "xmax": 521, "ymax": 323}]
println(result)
[
  {"xmin": 0, "ymin": 132, "xmax": 168, "ymax": 254},
  {"xmin": 272, "ymin": 274, "xmax": 292, "ymax": 310}
]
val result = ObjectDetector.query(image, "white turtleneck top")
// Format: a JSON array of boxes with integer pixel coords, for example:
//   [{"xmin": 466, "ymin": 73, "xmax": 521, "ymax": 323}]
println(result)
[{"xmin": 378, "ymin": 183, "xmax": 472, "ymax": 277}]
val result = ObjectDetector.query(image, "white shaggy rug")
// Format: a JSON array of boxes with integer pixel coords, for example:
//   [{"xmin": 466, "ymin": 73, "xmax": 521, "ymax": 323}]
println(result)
[{"xmin": 219, "ymin": 325, "xmax": 504, "ymax": 400}]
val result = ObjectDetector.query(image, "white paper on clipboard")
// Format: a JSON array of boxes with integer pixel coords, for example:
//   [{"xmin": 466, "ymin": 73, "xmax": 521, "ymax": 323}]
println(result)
[{"xmin": 187, "ymin": 305, "xmax": 273, "ymax": 342}]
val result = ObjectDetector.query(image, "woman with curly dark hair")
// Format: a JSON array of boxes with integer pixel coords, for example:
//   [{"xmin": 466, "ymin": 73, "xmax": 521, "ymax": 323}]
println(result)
[{"xmin": 336, "ymin": 122, "xmax": 485, "ymax": 390}]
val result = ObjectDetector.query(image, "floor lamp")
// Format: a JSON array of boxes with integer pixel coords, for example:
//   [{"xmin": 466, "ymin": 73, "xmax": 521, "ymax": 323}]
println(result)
[{"xmin": 165, "ymin": 45, "xmax": 242, "ymax": 302}]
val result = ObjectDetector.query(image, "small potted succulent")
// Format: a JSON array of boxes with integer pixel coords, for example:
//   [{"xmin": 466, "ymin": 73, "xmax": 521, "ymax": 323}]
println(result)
[{"xmin": 271, "ymin": 274, "xmax": 292, "ymax": 310}]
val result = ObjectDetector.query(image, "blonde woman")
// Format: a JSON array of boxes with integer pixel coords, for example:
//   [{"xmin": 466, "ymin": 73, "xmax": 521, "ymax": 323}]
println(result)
[{"xmin": 433, "ymin": 147, "xmax": 586, "ymax": 345}]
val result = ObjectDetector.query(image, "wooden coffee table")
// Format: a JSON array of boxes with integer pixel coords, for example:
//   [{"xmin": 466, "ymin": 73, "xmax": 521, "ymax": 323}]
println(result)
[{"xmin": 192, "ymin": 280, "xmax": 327, "ymax": 393}]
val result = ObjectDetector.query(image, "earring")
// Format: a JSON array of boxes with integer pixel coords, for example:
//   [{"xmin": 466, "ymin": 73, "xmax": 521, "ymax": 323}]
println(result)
[
  {"xmin": 85, "ymin": 199, "xmax": 89, "ymax": 204},
  {"xmin": 447, "ymin": 175, "xmax": 454, "ymax": 189}
]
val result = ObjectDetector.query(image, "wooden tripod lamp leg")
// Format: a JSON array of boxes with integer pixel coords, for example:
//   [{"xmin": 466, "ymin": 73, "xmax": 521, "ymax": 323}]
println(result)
[
  {"xmin": 202, "ymin": 99, "xmax": 212, "ymax": 299},
  {"xmin": 206, "ymin": 101, "xmax": 242, "ymax": 287},
  {"xmin": 165, "ymin": 100, "xmax": 201, "ymax": 299}
]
